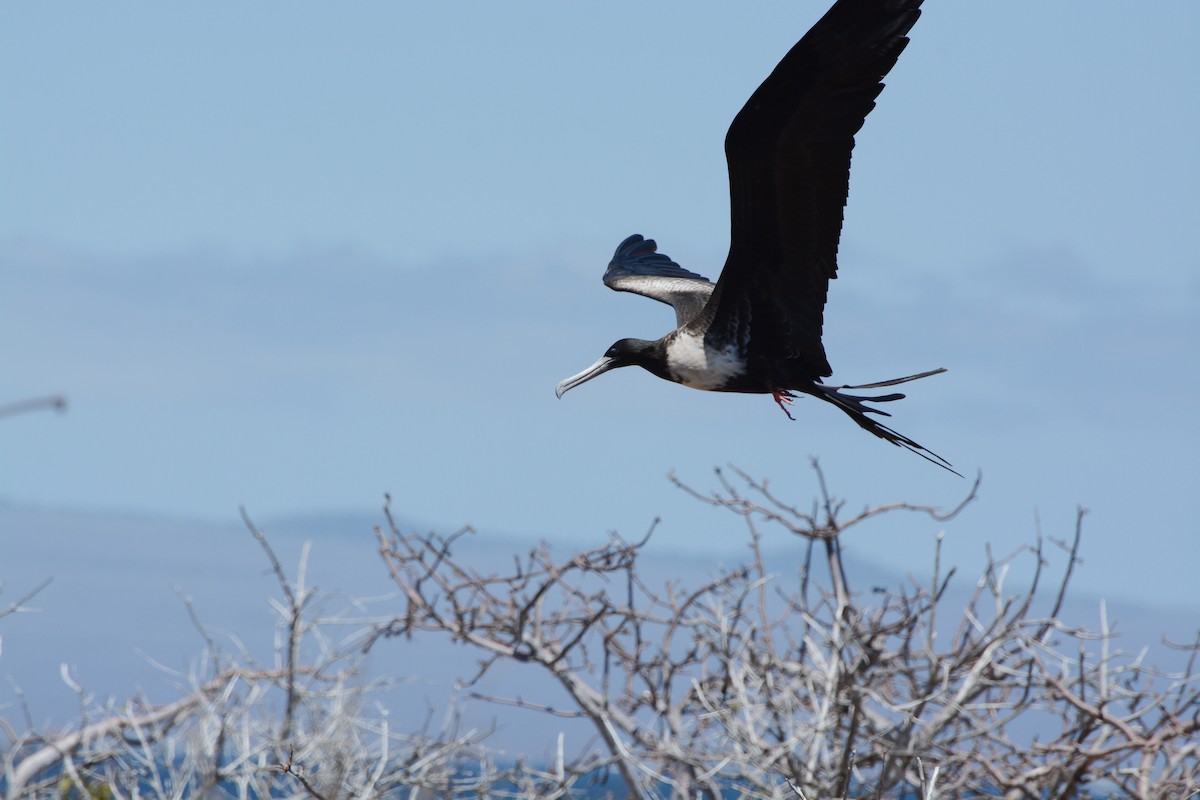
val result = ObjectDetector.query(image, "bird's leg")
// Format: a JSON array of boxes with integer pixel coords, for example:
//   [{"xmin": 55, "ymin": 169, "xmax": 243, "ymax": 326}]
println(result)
[{"xmin": 772, "ymin": 390, "xmax": 797, "ymax": 421}]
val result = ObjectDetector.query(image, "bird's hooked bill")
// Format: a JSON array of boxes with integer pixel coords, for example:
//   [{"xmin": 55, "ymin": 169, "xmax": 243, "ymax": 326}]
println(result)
[{"xmin": 555, "ymin": 356, "xmax": 617, "ymax": 398}]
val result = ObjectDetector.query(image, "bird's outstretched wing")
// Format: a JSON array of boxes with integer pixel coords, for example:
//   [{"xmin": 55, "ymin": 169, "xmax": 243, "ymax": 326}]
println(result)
[
  {"xmin": 687, "ymin": 0, "xmax": 924, "ymax": 379},
  {"xmin": 603, "ymin": 234, "xmax": 715, "ymax": 328}
]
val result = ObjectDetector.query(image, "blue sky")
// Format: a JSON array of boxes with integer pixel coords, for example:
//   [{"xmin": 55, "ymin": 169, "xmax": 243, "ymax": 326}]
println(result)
[{"xmin": 3, "ymin": 1, "xmax": 1199, "ymax": 614}]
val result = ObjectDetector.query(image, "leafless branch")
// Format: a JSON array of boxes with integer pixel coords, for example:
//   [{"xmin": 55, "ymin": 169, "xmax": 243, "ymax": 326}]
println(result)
[
  {"xmin": 5, "ymin": 463, "xmax": 1196, "ymax": 799},
  {"xmin": 0, "ymin": 395, "xmax": 66, "ymax": 420},
  {"xmin": 365, "ymin": 463, "xmax": 1197, "ymax": 798}
]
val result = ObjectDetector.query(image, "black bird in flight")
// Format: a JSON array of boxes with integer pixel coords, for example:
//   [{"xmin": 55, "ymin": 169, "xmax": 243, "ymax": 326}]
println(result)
[{"xmin": 556, "ymin": 0, "xmax": 956, "ymax": 474}]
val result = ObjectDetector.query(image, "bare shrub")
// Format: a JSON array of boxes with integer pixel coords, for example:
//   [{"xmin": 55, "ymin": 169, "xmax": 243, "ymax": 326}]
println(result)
[
  {"xmin": 2, "ymin": 515, "xmax": 497, "ymax": 800},
  {"xmin": 4, "ymin": 464, "xmax": 1198, "ymax": 799},
  {"xmin": 368, "ymin": 462, "xmax": 1200, "ymax": 799}
]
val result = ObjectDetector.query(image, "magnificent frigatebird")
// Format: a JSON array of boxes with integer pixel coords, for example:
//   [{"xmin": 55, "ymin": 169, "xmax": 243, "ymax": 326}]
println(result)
[{"xmin": 556, "ymin": 0, "xmax": 956, "ymax": 474}]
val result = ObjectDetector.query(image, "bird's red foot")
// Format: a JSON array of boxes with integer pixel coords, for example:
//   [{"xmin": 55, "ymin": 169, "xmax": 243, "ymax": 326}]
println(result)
[{"xmin": 772, "ymin": 390, "xmax": 797, "ymax": 420}]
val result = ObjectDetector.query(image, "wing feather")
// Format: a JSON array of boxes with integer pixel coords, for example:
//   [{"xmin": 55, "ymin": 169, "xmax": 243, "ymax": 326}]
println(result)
[
  {"xmin": 603, "ymin": 234, "xmax": 715, "ymax": 328},
  {"xmin": 687, "ymin": 0, "xmax": 924, "ymax": 380}
]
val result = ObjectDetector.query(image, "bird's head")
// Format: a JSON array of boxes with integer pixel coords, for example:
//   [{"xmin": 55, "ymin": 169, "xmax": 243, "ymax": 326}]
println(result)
[{"xmin": 555, "ymin": 338, "xmax": 664, "ymax": 398}]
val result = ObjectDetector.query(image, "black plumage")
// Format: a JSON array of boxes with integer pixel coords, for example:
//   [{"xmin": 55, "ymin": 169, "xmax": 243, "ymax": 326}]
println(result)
[{"xmin": 557, "ymin": 0, "xmax": 956, "ymax": 475}]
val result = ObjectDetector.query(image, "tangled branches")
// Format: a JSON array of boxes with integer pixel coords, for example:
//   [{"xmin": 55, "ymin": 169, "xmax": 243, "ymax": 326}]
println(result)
[
  {"xmin": 4, "ymin": 464, "xmax": 1197, "ymax": 798},
  {"xmin": 368, "ymin": 463, "xmax": 1199, "ymax": 799}
]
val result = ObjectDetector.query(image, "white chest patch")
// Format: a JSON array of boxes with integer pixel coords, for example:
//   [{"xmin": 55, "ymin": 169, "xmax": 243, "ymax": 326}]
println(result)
[{"xmin": 665, "ymin": 332, "xmax": 745, "ymax": 390}]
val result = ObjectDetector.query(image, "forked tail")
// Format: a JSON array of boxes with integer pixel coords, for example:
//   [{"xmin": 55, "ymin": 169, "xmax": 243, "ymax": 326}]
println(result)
[{"xmin": 809, "ymin": 368, "xmax": 960, "ymax": 476}]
